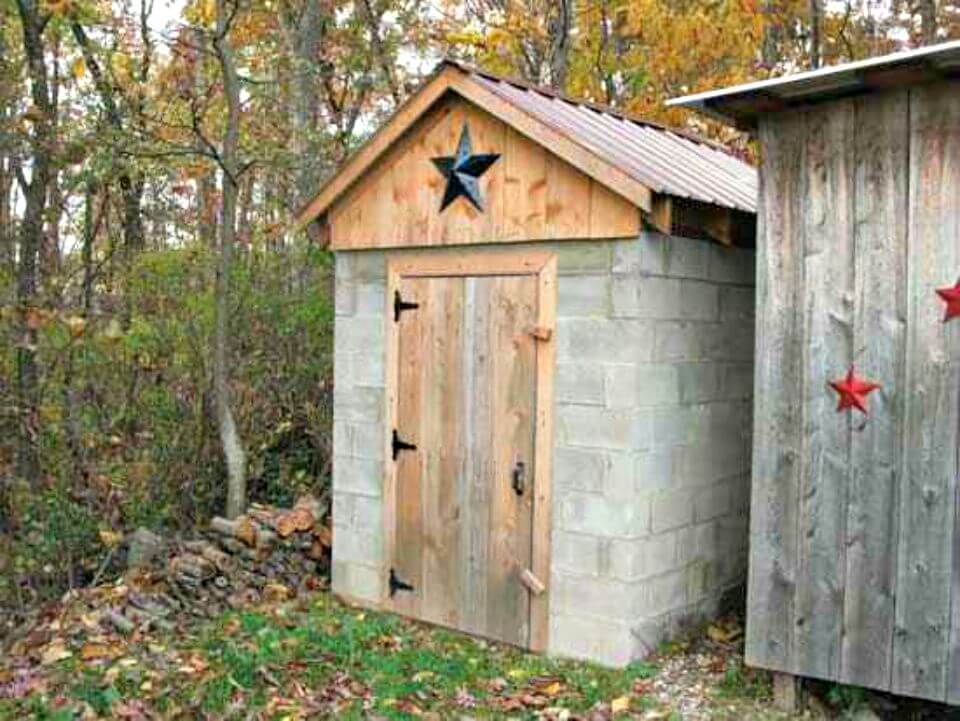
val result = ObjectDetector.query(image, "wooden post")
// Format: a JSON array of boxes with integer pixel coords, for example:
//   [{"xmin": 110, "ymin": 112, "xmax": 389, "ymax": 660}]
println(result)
[{"xmin": 772, "ymin": 672, "xmax": 801, "ymax": 712}]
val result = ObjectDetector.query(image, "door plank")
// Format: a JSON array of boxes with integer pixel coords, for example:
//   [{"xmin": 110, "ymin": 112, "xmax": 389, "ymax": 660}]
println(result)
[
  {"xmin": 392, "ymin": 277, "xmax": 429, "ymax": 619},
  {"xmin": 483, "ymin": 275, "xmax": 538, "ymax": 645}
]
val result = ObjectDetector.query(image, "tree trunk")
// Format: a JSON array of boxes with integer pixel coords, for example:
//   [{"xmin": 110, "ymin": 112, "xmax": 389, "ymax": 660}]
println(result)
[
  {"xmin": 761, "ymin": 0, "xmax": 781, "ymax": 70},
  {"xmin": 14, "ymin": 0, "xmax": 54, "ymax": 488},
  {"xmin": 213, "ymin": 0, "xmax": 247, "ymax": 519},
  {"xmin": 918, "ymin": 0, "xmax": 938, "ymax": 45},
  {"xmin": 548, "ymin": 0, "xmax": 572, "ymax": 91},
  {"xmin": 808, "ymin": 0, "xmax": 823, "ymax": 69}
]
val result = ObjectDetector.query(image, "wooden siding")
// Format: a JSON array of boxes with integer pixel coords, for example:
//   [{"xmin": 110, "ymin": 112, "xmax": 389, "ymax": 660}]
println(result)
[
  {"xmin": 327, "ymin": 96, "xmax": 641, "ymax": 250},
  {"xmin": 747, "ymin": 79, "xmax": 960, "ymax": 702}
]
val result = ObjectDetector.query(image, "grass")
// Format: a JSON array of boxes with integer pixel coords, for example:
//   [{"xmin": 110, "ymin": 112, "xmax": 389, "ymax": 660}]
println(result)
[{"xmin": 0, "ymin": 593, "xmax": 776, "ymax": 720}]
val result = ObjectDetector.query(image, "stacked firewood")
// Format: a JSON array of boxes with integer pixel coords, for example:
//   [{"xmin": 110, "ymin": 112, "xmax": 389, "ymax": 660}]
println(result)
[{"xmin": 106, "ymin": 495, "xmax": 332, "ymax": 633}]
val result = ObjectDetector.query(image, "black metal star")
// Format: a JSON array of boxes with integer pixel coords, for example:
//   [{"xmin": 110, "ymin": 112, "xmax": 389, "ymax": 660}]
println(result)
[{"xmin": 431, "ymin": 124, "xmax": 500, "ymax": 213}]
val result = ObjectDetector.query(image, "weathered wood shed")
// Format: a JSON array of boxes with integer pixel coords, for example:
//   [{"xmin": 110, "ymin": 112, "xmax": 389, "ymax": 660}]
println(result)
[
  {"xmin": 671, "ymin": 40, "xmax": 960, "ymax": 701},
  {"xmin": 297, "ymin": 60, "xmax": 758, "ymax": 666}
]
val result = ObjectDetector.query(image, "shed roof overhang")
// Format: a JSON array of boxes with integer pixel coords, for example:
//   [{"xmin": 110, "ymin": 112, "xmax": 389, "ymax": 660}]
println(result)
[{"xmin": 668, "ymin": 40, "xmax": 960, "ymax": 130}]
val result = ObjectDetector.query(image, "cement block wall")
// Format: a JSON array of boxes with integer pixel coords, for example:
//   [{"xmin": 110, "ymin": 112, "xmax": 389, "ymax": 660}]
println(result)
[{"xmin": 331, "ymin": 233, "xmax": 755, "ymax": 666}]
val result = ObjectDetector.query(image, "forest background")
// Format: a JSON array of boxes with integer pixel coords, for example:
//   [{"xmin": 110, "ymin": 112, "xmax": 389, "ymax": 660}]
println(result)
[{"xmin": 0, "ymin": 0, "xmax": 957, "ymax": 629}]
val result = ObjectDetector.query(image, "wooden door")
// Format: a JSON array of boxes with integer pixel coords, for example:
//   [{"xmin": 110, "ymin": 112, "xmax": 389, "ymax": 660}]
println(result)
[{"xmin": 388, "ymin": 272, "xmax": 540, "ymax": 647}]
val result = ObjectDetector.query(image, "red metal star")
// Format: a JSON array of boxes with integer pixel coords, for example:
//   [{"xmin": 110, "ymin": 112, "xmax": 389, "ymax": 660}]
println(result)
[
  {"xmin": 829, "ymin": 366, "xmax": 880, "ymax": 415},
  {"xmin": 936, "ymin": 281, "xmax": 960, "ymax": 322}
]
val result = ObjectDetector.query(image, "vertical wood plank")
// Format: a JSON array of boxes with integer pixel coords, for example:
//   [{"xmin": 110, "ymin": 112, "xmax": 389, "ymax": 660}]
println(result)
[
  {"xmin": 745, "ymin": 113, "xmax": 806, "ymax": 674},
  {"xmin": 894, "ymin": 83, "xmax": 960, "ymax": 701},
  {"xmin": 529, "ymin": 256, "xmax": 557, "ymax": 652},
  {"xmin": 392, "ymin": 276, "xmax": 428, "ymax": 619},
  {"xmin": 794, "ymin": 100, "xmax": 855, "ymax": 681},
  {"xmin": 382, "ymin": 263, "xmax": 402, "ymax": 604},
  {"xmin": 502, "ymin": 126, "xmax": 547, "ymax": 241},
  {"xmin": 546, "ymin": 152, "xmax": 590, "ymax": 239},
  {"xmin": 419, "ymin": 277, "xmax": 466, "ymax": 628},
  {"xmin": 484, "ymin": 275, "xmax": 537, "ymax": 645},
  {"xmin": 840, "ymin": 89, "xmax": 909, "ymax": 689},
  {"xmin": 460, "ymin": 276, "xmax": 492, "ymax": 636}
]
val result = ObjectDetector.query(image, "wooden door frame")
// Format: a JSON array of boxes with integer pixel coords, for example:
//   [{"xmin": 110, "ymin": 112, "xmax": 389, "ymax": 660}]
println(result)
[{"xmin": 382, "ymin": 249, "xmax": 557, "ymax": 652}]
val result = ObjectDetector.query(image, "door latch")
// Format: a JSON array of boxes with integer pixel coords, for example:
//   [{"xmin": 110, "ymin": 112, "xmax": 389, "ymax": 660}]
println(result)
[
  {"xmin": 389, "ymin": 568, "xmax": 414, "ymax": 596},
  {"xmin": 512, "ymin": 461, "xmax": 526, "ymax": 496},
  {"xmin": 392, "ymin": 429, "xmax": 417, "ymax": 460}
]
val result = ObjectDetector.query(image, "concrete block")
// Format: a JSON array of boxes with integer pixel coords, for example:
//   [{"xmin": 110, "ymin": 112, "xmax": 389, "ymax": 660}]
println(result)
[
  {"xmin": 677, "ymin": 363, "xmax": 723, "ymax": 404},
  {"xmin": 557, "ymin": 319, "xmax": 653, "ymax": 364},
  {"xmin": 558, "ymin": 275, "xmax": 611, "ymax": 317},
  {"xmin": 335, "ymin": 253, "xmax": 355, "ymax": 282},
  {"xmin": 722, "ymin": 362, "xmax": 754, "ymax": 401},
  {"xmin": 332, "ymin": 492, "xmax": 381, "ymax": 529},
  {"xmin": 636, "ymin": 569, "xmax": 688, "ymax": 618},
  {"xmin": 604, "ymin": 364, "xmax": 637, "ymax": 409},
  {"xmin": 557, "ymin": 363, "xmax": 605, "ymax": 406},
  {"xmin": 639, "ymin": 232, "xmax": 709, "ymax": 279},
  {"xmin": 631, "ymin": 615, "xmax": 670, "ymax": 658},
  {"xmin": 554, "ymin": 447, "xmax": 605, "ymax": 493},
  {"xmin": 651, "ymin": 488, "xmax": 696, "ymax": 533},
  {"xmin": 702, "ymin": 322, "xmax": 755, "ymax": 362},
  {"xmin": 673, "ymin": 437, "xmax": 746, "ymax": 487},
  {"xmin": 652, "ymin": 406, "xmax": 696, "ymax": 447},
  {"xmin": 637, "ymin": 277, "xmax": 680, "ymax": 318},
  {"xmin": 610, "ymin": 274, "xmax": 639, "ymax": 318},
  {"xmin": 355, "ymin": 283, "xmax": 386, "ymax": 316},
  {"xmin": 334, "ymin": 421, "xmax": 383, "ymax": 461},
  {"xmin": 335, "ymin": 317, "xmax": 384, "ymax": 355},
  {"xmin": 333, "ymin": 455, "xmax": 383, "ymax": 497},
  {"xmin": 553, "ymin": 574, "xmax": 638, "ymax": 621},
  {"xmin": 352, "ymin": 251, "xmax": 387, "ymax": 281},
  {"xmin": 652, "ymin": 322, "xmax": 703, "ymax": 362},
  {"xmin": 605, "ymin": 452, "xmax": 635, "ymax": 499},
  {"xmin": 677, "ymin": 280, "xmax": 720, "ymax": 321},
  {"xmin": 609, "ymin": 533, "xmax": 678, "ymax": 582},
  {"xmin": 556, "ymin": 242, "xmax": 612, "ymax": 274},
  {"xmin": 708, "ymin": 245, "xmax": 755, "ymax": 285},
  {"xmin": 612, "ymin": 238, "xmax": 641, "ymax": 274},
  {"xmin": 720, "ymin": 285, "xmax": 755, "ymax": 321},
  {"xmin": 553, "ymin": 531, "xmax": 604, "ymax": 577},
  {"xmin": 560, "ymin": 492, "xmax": 649, "ymax": 538},
  {"xmin": 634, "ymin": 450, "xmax": 673, "ymax": 491},
  {"xmin": 332, "ymin": 523, "xmax": 383, "ymax": 565},
  {"xmin": 693, "ymin": 480, "xmax": 732, "ymax": 523},
  {"xmin": 335, "ymin": 352, "xmax": 385, "ymax": 388},
  {"xmin": 635, "ymin": 364, "xmax": 680, "ymax": 407},
  {"xmin": 557, "ymin": 406, "xmax": 634, "ymax": 450},
  {"xmin": 335, "ymin": 277, "xmax": 356, "ymax": 317},
  {"xmin": 550, "ymin": 613, "xmax": 634, "ymax": 667},
  {"xmin": 334, "ymin": 384, "xmax": 383, "ymax": 423},
  {"xmin": 332, "ymin": 560, "xmax": 383, "ymax": 602}
]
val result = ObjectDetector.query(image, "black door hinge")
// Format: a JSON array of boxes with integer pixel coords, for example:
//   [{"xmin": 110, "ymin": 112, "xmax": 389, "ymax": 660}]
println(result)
[
  {"xmin": 394, "ymin": 290, "xmax": 419, "ymax": 322},
  {"xmin": 389, "ymin": 568, "xmax": 415, "ymax": 597},
  {"xmin": 392, "ymin": 429, "xmax": 417, "ymax": 460}
]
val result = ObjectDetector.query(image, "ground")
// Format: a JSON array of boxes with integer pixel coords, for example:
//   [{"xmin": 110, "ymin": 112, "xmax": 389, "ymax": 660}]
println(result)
[
  {"xmin": 6, "ymin": 590, "xmax": 958, "ymax": 720},
  {"xmin": 0, "ymin": 590, "xmax": 797, "ymax": 720}
]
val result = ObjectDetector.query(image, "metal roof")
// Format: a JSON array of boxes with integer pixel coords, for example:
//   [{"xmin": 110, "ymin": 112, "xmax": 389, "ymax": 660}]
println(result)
[
  {"xmin": 668, "ymin": 40, "xmax": 960, "ymax": 129},
  {"xmin": 446, "ymin": 61, "xmax": 758, "ymax": 214}
]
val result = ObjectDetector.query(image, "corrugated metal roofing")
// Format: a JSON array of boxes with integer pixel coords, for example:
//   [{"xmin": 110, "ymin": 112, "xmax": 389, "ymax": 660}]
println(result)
[
  {"xmin": 668, "ymin": 40, "xmax": 960, "ymax": 129},
  {"xmin": 446, "ymin": 61, "xmax": 758, "ymax": 214}
]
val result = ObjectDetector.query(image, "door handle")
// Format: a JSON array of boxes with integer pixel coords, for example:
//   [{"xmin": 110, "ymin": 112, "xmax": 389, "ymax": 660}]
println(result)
[{"xmin": 512, "ymin": 461, "xmax": 526, "ymax": 496}]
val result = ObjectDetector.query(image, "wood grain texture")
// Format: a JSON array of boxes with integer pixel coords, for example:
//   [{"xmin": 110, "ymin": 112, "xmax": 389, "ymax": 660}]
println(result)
[
  {"xmin": 893, "ymin": 83, "xmax": 960, "ymax": 701},
  {"xmin": 794, "ymin": 100, "xmax": 855, "ymax": 681},
  {"xmin": 327, "ymin": 96, "xmax": 641, "ymax": 250},
  {"xmin": 745, "ymin": 113, "xmax": 805, "ymax": 674},
  {"xmin": 840, "ymin": 89, "xmax": 908, "ymax": 690},
  {"xmin": 383, "ymin": 251, "xmax": 555, "ymax": 651}
]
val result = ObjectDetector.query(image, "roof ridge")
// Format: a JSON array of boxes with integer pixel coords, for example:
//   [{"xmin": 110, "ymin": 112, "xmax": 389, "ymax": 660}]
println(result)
[{"xmin": 439, "ymin": 57, "xmax": 739, "ymax": 156}]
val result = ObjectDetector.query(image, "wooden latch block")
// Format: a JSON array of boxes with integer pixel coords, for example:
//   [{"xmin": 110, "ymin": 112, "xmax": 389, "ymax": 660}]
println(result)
[
  {"xmin": 519, "ymin": 568, "xmax": 546, "ymax": 596},
  {"xmin": 529, "ymin": 326, "xmax": 552, "ymax": 342}
]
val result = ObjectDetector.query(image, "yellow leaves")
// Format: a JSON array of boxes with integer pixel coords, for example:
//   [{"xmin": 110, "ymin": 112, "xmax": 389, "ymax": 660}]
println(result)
[
  {"xmin": 99, "ymin": 528, "xmax": 123, "ymax": 548},
  {"xmin": 65, "ymin": 315, "xmax": 87, "ymax": 338},
  {"xmin": 110, "ymin": 52, "xmax": 134, "ymax": 84},
  {"xmin": 71, "ymin": 57, "xmax": 86, "ymax": 81},
  {"xmin": 610, "ymin": 695, "xmax": 630, "ymax": 714},
  {"xmin": 80, "ymin": 642, "xmax": 121, "ymax": 661},
  {"xmin": 42, "ymin": 0, "xmax": 73, "ymax": 15},
  {"xmin": 184, "ymin": 0, "xmax": 216, "ymax": 27},
  {"xmin": 40, "ymin": 641, "xmax": 73, "ymax": 665}
]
